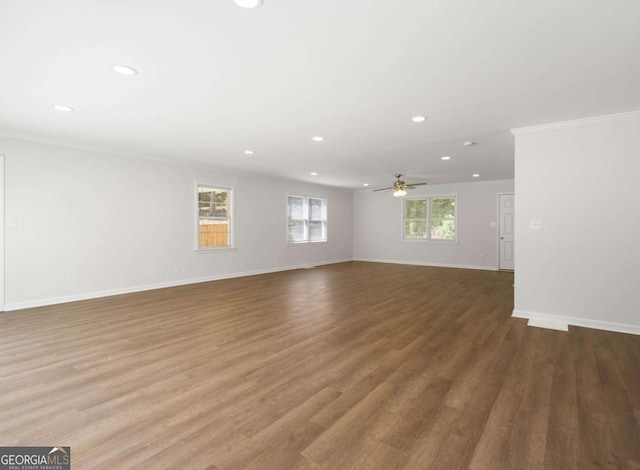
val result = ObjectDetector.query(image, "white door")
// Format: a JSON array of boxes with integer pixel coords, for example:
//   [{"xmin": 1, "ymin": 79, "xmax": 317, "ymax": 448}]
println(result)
[{"xmin": 499, "ymin": 193, "xmax": 514, "ymax": 270}]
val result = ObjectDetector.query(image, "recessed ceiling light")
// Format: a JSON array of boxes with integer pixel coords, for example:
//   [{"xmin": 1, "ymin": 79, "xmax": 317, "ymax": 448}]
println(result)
[
  {"xmin": 310, "ymin": 172, "xmax": 318, "ymax": 176},
  {"xmin": 53, "ymin": 105, "xmax": 73, "ymax": 112},
  {"xmin": 363, "ymin": 183, "xmax": 369, "ymax": 187},
  {"xmin": 464, "ymin": 141, "xmax": 477, "ymax": 147},
  {"xmin": 412, "ymin": 116, "xmax": 427, "ymax": 122},
  {"xmin": 472, "ymin": 174, "xmax": 480, "ymax": 178},
  {"xmin": 244, "ymin": 150, "xmax": 254, "ymax": 155},
  {"xmin": 441, "ymin": 156, "xmax": 451, "ymax": 161},
  {"xmin": 312, "ymin": 136, "xmax": 324, "ymax": 142},
  {"xmin": 232, "ymin": 0, "xmax": 263, "ymax": 9},
  {"xmin": 112, "ymin": 65, "xmax": 138, "ymax": 76}
]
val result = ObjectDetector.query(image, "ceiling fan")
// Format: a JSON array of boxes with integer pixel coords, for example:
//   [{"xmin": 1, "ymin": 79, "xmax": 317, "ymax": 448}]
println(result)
[{"xmin": 373, "ymin": 174, "xmax": 427, "ymax": 197}]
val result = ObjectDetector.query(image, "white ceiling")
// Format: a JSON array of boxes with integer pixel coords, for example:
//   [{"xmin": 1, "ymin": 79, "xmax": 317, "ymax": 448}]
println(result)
[{"xmin": 1, "ymin": 0, "xmax": 639, "ymax": 189}]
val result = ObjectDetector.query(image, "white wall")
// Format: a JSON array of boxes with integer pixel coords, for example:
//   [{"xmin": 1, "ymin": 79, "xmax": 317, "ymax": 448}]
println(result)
[
  {"xmin": 513, "ymin": 112, "xmax": 640, "ymax": 334},
  {"xmin": 2, "ymin": 137, "xmax": 353, "ymax": 309},
  {"xmin": 353, "ymin": 179, "xmax": 515, "ymax": 270}
]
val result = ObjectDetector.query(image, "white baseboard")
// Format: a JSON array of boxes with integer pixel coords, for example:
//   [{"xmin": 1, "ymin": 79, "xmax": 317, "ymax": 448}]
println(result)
[
  {"xmin": 512, "ymin": 310, "xmax": 569, "ymax": 331},
  {"xmin": 512, "ymin": 309, "xmax": 640, "ymax": 336},
  {"xmin": 2, "ymin": 258, "xmax": 353, "ymax": 312},
  {"xmin": 353, "ymin": 257, "xmax": 498, "ymax": 272}
]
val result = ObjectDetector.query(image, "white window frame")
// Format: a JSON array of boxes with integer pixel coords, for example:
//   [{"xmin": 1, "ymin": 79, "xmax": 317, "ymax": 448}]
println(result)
[
  {"xmin": 195, "ymin": 183, "xmax": 235, "ymax": 251},
  {"xmin": 402, "ymin": 195, "xmax": 457, "ymax": 242},
  {"xmin": 286, "ymin": 194, "xmax": 328, "ymax": 244}
]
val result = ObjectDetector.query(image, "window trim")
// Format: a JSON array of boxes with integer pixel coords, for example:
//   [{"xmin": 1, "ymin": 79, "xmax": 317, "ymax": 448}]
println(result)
[
  {"xmin": 402, "ymin": 194, "xmax": 458, "ymax": 242},
  {"xmin": 404, "ymin": 198, "xmax": 429, "ymax": 241},
  {"xmin": 286, "ymin": 193, "xmax": 328, "ymax": 245},
  {"xmin": 195, "ymin": 182, "xmax": 235, "ymax": 252}
]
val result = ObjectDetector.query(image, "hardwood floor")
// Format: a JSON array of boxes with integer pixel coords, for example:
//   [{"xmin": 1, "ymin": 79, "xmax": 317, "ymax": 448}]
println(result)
[{"xmin": 1, "ymin": 261, "xmax": 639, "ymax": 469}]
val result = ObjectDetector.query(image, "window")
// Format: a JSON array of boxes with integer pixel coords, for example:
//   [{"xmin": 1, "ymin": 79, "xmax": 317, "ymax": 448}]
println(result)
[
  {"xmin": 287, "ymin": 195, "xmax": 327, "ymax": 243},
  {"xmin": 197, "ymin": 184, "xmax": 233, "ymax": 249},
  {"xmin": 403, "ymin": 196, "xmax": 456, "ymax": 241},
  {"xmin": 404, "ymin": 199, "xmax": 428, "ymax": 239}
]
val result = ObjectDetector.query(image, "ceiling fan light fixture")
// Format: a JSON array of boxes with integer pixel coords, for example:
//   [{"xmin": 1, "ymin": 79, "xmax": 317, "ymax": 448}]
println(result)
[
  {"xmin": 372, "ymin": 174, "xmax": 426, "ymax": 196},
  {"xmin": 232, "ymin": 0, "xmax": 263, "ymax": 8}
]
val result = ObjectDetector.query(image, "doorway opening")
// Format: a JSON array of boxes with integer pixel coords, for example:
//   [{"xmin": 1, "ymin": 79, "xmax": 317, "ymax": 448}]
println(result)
[{"xmin": 498, "ymin": 193, "xmax": 514, "ymax": 271}]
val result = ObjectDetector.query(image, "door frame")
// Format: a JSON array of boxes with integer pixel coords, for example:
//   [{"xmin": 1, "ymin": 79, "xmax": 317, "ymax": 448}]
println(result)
[
  {"xmin": 0, "ymin": 155, "xmax": 4, "ymax": 310},
  {"xmin": 496, "ymin": 192, "xmax": 514, "ymax": 271}
]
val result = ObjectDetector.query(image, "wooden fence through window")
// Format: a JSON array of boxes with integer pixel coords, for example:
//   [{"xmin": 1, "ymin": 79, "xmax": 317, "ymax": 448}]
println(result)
[{"xmin": 199, "ymin": 223, "xmax": 229, "ymax": 247}]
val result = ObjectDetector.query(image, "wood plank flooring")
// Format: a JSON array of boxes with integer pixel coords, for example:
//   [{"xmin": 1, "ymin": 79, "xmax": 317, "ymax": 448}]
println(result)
[{"xmin": 1, "ymin": 261, "xmax": 639, "ymax": 469}]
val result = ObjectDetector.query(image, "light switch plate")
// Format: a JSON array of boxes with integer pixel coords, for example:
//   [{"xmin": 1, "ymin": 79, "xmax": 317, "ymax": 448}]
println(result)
[{"xmin": 529, "ymin": 219, "xmax": 543, "ymax": 230}]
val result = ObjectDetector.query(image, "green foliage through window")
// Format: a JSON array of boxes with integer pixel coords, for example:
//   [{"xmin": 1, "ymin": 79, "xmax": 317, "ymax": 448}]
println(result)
[
  {"xmin": 404, "ymin": 200, "xmax": 428, "ymax": 239},
  {"xmin": 403, "ymin": 196, "xmax": 456, "ymax": 241}
]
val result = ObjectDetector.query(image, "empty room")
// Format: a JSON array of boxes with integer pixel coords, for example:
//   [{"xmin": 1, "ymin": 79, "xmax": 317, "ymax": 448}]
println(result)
[{"xmin": 1, "ymin": 0, "xmax": 639, "ymax": 469}]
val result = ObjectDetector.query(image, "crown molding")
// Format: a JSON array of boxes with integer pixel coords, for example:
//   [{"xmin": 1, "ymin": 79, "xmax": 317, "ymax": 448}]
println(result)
[
  {"xmin": 0, "ymin": 129, "xmax": 159, "ymax": 162},
  {"xmin": 510, "ymin": 110, "xmax": 640, "ymax": 136}
]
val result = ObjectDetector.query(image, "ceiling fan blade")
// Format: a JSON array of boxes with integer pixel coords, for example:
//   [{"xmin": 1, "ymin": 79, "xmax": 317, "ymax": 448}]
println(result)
[
  {"xmin": 373, "ymin": 186, "xmax": 394, "ymax": 192},
  {"xmin": 406, "ymin": 182, "xmax": 427, "ymax": 188}
]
